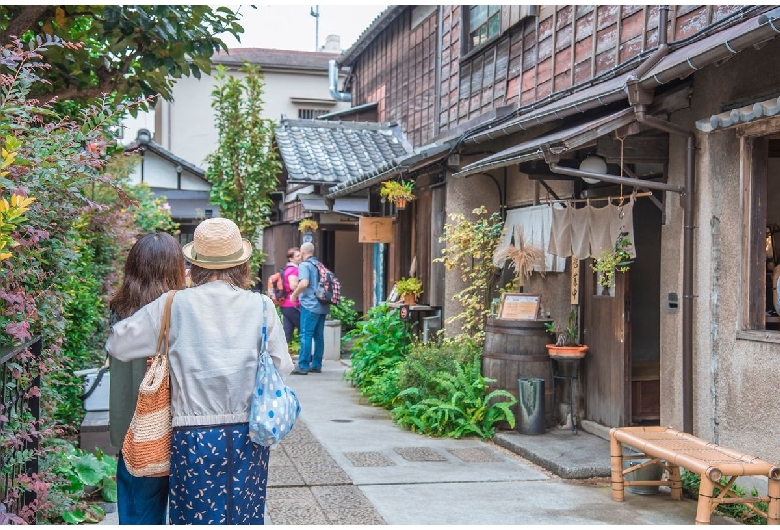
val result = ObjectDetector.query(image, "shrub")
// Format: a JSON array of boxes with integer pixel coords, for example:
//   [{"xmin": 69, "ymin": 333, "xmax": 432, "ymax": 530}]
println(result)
[
  {"xmin": 391, "ymin": 335, "xmax": 516, "ymax": 439},
  {"xmin": 343, "ymin": 304, "xmax": 411, "ymax": 407},
  {"xmin": 329, "ymin": 295, "xmax": 360, "ymax": 333}
]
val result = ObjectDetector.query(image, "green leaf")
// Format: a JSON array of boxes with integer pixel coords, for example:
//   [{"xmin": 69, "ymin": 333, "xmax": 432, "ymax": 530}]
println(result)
[{"xmin": 61, "ymin": 509, "xmax": 86, "ymax": 524}]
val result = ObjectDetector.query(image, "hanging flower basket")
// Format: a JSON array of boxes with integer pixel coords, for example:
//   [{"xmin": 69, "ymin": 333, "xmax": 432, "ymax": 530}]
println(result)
[
  {"xmin": 591, "ymin": 232, "xmax": 633, "ymax": 288},
  {"xmin": 380, "ymin": 180, "xmax": 415, "ymax": 209},
  {"xmin": 298, "ymin": 219, "xmax": 318, "ymax": 233}
]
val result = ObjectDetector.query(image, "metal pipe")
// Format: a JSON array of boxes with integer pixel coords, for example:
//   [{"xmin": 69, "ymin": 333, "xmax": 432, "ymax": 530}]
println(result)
[
  {"xmin": 328, "ymin": 59, "xmax": 352, "ymax": 102},
  {"xmin": 632, "ymin": 6, "xmax": 669, "ymax": 80},
  {"xmin": 634, "ymin": 106, "xmax": 696, "ymax": 434},
  {"xmin": 546, "ymin": 161, "xmax": 684, "ymax": 193},
  {"xmin": 434, "ymin": 5, "xmax": 443, "ymax": 137}
]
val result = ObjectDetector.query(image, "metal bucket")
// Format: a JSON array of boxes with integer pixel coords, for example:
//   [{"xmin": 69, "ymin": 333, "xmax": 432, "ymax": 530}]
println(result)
[{"xmin": 623, "ymin": 456, "xmax": 663, "ymax": 495}]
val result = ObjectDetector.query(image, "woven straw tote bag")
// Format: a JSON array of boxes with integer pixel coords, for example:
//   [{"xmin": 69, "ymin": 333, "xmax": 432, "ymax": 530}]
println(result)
[{"xmin": 122, "ymin": 290, "xmax": 177, "ymax": 478}]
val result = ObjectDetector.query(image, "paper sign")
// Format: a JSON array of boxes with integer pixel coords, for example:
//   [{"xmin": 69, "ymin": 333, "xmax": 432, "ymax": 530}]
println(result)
[
  {"xmin": 498, "ymin": 293, "xmax": 541, "ymax": 320},
  {"xmin": 359, "ymin": 217, "xmax": 393, "ymax": 243}
]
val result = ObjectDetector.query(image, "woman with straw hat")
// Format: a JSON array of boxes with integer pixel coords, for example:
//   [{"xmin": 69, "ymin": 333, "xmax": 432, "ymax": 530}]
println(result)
[{"xmin": 106, "ymin": 217, "xmax": 293, "ymax": 525}]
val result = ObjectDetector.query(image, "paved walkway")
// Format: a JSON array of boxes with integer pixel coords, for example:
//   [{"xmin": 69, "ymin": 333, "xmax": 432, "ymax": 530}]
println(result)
[{"xmin": 100, "ymin": 359, "xmax": 735, "ymax": 525}]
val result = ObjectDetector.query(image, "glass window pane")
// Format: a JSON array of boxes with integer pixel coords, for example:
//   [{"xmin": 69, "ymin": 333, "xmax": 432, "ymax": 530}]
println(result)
[
  {"xmin": 488, "ymin": 5, "xmax": 500, "ymax": 16},
  {"xmin": 488, "ymin": 13, "xmax": 500, "ymax": 38},
  {"xmin": 479, "ymin": 24, "xmax": 487, "ymax": 44}
]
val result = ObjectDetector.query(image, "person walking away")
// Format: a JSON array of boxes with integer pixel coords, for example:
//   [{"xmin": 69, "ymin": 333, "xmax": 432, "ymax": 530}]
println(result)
[
  {"xmin": 289, "ymin": 241, "xmax": 329, "ymax": 374},
  {"xmin": 280, "ymin": 247, "xmax": 302, "ymax": 344},
  {"xmin": 106, "ymin": 217, "xmax": 293, "ymax": 524},
  {"xmin": 108, "ymin": 232, "xmax": 186, "ymax": 525}
]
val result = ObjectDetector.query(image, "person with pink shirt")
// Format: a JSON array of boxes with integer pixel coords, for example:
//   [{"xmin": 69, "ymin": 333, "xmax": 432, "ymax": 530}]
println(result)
[{"xmin": 280, "ymin": 247, "xmax": 302, "ymax": 343}]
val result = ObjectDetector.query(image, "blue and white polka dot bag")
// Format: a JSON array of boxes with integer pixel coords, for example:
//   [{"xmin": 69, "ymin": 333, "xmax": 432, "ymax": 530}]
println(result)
[{"xmin": 248, "ymin": 297, "xmax": 301, "ymax": 447}]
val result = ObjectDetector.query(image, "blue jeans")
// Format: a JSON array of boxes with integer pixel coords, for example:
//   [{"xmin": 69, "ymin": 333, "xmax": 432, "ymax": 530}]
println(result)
[
  {"xmin": 117, "ymin": 452, "xmax": 169, "ymax": 525},
  {"xmin": 298, "ymin": 308, "xmax": 326, "ymax": 371}
]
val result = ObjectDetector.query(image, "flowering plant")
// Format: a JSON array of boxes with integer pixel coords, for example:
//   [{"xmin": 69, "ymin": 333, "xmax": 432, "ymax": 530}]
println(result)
[
  {"xmin": 380, "ymin": 180, "xmax": 415, "ymax": 202},
  {"xmin": 298, "ymin": 219, "xmax": 318, "ymax": 232},
  {"xmin": 591, "ymin": 232, "xmax": 633, "ymax": 288}
]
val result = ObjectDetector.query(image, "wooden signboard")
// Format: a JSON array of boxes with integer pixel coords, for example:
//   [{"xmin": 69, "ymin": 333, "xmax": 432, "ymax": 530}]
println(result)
[
  {"xmin": 498, "ymin": 293, "xmax": 541, "ymax": 321},
  {"xmin": 359, "ymin": 217, "xmax": 393, "ymax": 243}
]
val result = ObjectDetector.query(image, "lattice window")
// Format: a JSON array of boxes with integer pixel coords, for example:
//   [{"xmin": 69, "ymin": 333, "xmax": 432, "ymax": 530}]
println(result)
[{"xmin": 297, "ymin": 108, "xmax": 329, "ymax": 120}]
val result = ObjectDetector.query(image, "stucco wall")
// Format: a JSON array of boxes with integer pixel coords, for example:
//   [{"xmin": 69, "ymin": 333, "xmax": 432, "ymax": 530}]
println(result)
[
  {"xmin": 442, "ymin": 173, "xmax": 500, "ymax": 334},
  {"xmin": 662, "ymin": 37, "xmax": 780, "ymax": 467}
]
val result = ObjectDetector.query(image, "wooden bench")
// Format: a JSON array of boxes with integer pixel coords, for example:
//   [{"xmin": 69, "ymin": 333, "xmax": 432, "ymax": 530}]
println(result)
[{"xmin": 610, "ymin": 426, "xmax": 780, "ymax": 525}]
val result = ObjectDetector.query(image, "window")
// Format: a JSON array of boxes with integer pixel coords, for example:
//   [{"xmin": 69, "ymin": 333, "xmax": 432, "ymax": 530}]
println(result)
[
  {"xmin": 742, "ymin": 134, "xmax": 780, "ymax": 334},
  {"xmin": 466, "ymin": 5, "xmax": 501, "ymax": 51},
  {"xmin": 298, "ymin": 108, "xmax": 329, "ymax": 120}
]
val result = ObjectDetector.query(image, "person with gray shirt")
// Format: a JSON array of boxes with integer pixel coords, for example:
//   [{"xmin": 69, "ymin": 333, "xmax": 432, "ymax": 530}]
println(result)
[{"xmin": 289, "ymin": 241, "xmax": 329, "ymax": 374}]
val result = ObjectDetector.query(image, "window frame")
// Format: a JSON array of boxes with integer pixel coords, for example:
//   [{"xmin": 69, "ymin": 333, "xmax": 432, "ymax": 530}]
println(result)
[
  {"xmin": 736, "ymin": 116, "xmax": 780, "ymax": 343},
  {"xmin": 461, "ymin": 5, "xmax": 502, "ymax": 58}
]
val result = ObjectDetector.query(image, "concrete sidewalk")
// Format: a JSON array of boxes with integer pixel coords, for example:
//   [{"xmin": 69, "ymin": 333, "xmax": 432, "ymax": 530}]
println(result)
[{"xmin": 100, "ymin": 359, "xmax": 735, "ymax": 525}]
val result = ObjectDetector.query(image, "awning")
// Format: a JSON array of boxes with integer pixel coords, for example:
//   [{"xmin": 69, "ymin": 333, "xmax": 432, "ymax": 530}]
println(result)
[
  {"xmin": 695, "ymin": 95, "xmax": 780, "ymax": 132},
  {"xmin": 333, "ymin": 195, "xmax": 370, "ymax": 214},
  {"xmin": 466, "ymin": 74, "xmax": 631, "ymax": 145},
  {"xmin": 298, "ymin": 194, "xmax": 330, "ymax": 213},
  {"xmin": 454, "ymin": 108, "xmax": 637, "ymax": 178}
]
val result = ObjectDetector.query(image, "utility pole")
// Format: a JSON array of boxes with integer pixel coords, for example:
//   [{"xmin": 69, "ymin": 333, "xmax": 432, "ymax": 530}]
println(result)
[{"xmin": 310, "ymin": 5, "xmax": 320, "ymax": 51}]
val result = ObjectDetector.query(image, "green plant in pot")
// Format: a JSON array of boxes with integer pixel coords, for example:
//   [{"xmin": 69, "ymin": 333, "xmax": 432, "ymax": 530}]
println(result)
[
  {"xmin": 396, "ymin": 276, "xmax": 423, "ymax": 305},
  {"xmin": 544, "ymin": 309, "xmax": 588, "ymax": 358},
  {"xmin": 592, "ymin": 231, "xmax": 633, "ymax": 290},
  {"xmin": 380, "ymin": 180, "xmax": 415, "ymax": 209}
]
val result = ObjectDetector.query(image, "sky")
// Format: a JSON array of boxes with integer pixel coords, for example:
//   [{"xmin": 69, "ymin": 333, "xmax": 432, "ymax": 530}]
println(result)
[{"xmin": 218, "ymin": 5, "xmax": 389, "ymax": 52}]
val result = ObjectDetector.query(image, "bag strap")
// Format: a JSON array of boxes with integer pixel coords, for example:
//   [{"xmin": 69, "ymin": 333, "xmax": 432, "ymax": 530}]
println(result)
[
  {"xmin": 155, "ymin": 290, "xmax": 178, "ymax": 359},
  {"xmin": 261, "ymin": 296, "xmax": 268, "ymax": 353}
]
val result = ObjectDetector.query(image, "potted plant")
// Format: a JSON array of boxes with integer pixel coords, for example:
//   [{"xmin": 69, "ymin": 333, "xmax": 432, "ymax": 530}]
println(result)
[
  {"xmin": 380, "ymin": 180, "xmax": 415, "ymax": 209},
  {"xmin": 544, "ymin": 309, "xmax": 588, "ymax": 358},
  {"xmin": 395, "ymin": 276, "xmax": 423, "ymax": 305},
  {"xmin": 298, "ymin": 219, "xmax": 318, "ymax": 233},
  {"xmin": 592, "ymin": 231, "xmax": 633, "ymax": 292}
]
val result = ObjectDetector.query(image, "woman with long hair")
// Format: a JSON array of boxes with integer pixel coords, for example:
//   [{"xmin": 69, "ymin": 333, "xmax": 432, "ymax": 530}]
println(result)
[
  {"xmin": 106, "ymin": 218, "xmax": 293, "ymax": 524},
  {"xmin": 108, "ymin": 232, "xmax": 186, "ymax": 525}
]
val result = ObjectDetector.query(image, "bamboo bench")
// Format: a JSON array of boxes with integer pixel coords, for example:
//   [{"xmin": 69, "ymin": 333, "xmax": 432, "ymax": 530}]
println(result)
[{"xmin": 610, "ymin": 426, "xmax": 780, "ymax": 525}]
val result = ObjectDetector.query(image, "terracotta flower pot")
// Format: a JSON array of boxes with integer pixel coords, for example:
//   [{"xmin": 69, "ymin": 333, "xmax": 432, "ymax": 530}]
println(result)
[
  {"xmin": 394, "ymin": 197, "xmax": 407, "ymax": 209},
  {"xmin": 402, "ymin": 293, "xmax": 416, "ymax": 305},
  {"xmin": 546, "ymin": 343, "xmax": 589, "ymax": 360}
]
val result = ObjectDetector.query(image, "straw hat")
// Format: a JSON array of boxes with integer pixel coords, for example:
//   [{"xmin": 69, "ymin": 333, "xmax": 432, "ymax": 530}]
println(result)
[{"xmin": 182, "ymin": 218, "xmax": 253, "ymax": 270}]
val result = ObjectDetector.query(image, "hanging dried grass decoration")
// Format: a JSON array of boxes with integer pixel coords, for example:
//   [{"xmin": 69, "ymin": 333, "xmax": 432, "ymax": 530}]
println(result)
[{"xmin": 494, "ymin": 228, "xmax": 546, "ymax": 285}]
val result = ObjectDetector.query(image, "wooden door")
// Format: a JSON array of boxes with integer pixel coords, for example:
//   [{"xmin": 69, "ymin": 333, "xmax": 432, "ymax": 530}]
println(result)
[{"xmin": 581, "ymin": 261, "xmax": 631, "ymax": 427}]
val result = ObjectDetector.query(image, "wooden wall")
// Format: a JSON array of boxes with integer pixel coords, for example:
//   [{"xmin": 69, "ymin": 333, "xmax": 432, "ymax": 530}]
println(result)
[
  {"xmin": 350, "ymin": 9, "xmax": 438, "ymax": 147},
  {"xmin": 437, "ymin": 5, "xmax": 744, "ymax": 134}
]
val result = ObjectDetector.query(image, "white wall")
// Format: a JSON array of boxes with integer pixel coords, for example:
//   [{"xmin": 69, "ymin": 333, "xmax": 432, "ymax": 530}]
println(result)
[
  {"xmin": 122, "ymin": 65, "xmax": 349, "ymax": 170},
  {"xmin": 127, "ymin": 152, "xmax": 209, "ymax": 191}
]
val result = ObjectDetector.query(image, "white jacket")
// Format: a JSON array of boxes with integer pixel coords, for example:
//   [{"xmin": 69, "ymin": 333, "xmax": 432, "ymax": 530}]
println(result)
[{"xmin": 105, "ymin": 281, "xmax": 294, "ymax": 428}]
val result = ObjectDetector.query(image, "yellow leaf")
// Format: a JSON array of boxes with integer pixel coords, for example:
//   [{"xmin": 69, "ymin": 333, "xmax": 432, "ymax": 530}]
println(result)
[
  {"xmin": 55, "ymin": 7, "xmax": 66, "ymax": 26},
  {"xmin": 0, "ymin": 198, "xmax": 8, "ymax": 212},
  {"xmin": 0, "ymin": 252, "xmax": 11, "ymax": 261}
]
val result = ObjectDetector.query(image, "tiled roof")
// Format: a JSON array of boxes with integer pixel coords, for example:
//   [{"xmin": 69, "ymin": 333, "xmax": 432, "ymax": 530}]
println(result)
[
  {"xmin": 212, "ymin": 48, "xmax": 339, "ymax": 71},
  {"xmin": 696, "ymin": 95, "xmax": 780, "ymax": 132},
  {"xmin": 275, "ymin": 119, "xmax": 414, "ymax": 184}
]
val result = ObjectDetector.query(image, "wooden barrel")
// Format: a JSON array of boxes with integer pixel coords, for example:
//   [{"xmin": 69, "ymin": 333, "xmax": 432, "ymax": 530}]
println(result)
[{"xmin": 482, "ymin": 318, "xmax": 553, "ymax": 429}]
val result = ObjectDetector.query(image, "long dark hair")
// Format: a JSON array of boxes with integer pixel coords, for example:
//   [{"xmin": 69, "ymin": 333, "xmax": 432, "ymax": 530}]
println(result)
[{"xmin": 109, "ymin": 232, "xmax": 186, "ymax": 319}]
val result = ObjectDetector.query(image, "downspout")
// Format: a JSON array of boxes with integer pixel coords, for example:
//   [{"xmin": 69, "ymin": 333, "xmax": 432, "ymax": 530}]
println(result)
[
  {"xmin": 329, "ymin": 59, "xmax": 352, "ymax": 102},
  {"xmin": 433, "ymin": 5, "xmax": 443, "ymax": 136},
  {"xmin": 629, "ymin": 5, "xmax": 670, "ymax": 82}
]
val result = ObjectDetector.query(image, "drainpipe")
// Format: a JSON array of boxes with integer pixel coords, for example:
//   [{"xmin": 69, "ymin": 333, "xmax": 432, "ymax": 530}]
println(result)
[
  {"xmin": 328, "ymin": 59, "xmax": 352, "ymax": 102},
  {"xmin": 629, "ymin": 6, "xmax": 670, "ymax": 82},
  {"xmin": 634, "ymin": 107, "xmax": 695, "ymax": 434}
]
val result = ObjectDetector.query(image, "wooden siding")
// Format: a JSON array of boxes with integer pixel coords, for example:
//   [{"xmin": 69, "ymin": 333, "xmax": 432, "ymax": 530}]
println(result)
[
  {"xmin": 350, "ymin": 9, "xmax": 438, "ymax": 147},
  {"xmin": 437, "ymin": 4, "xmax": 744, "ymax": 135}
]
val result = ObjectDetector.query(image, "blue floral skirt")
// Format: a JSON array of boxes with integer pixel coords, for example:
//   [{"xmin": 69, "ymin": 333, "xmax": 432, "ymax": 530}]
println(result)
[{"xmin": 169, "ymin": 423, "xmax": 270, "ymax": 525}]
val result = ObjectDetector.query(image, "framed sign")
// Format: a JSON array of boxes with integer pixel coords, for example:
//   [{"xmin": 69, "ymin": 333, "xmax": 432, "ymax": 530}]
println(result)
[
  {"xmin": 498, "ymin": 293, "xmax": 541, "ymax": 321},
  {"xmin": 359, "ymin": 216, "xmax": 393, "ymax": 243}
]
